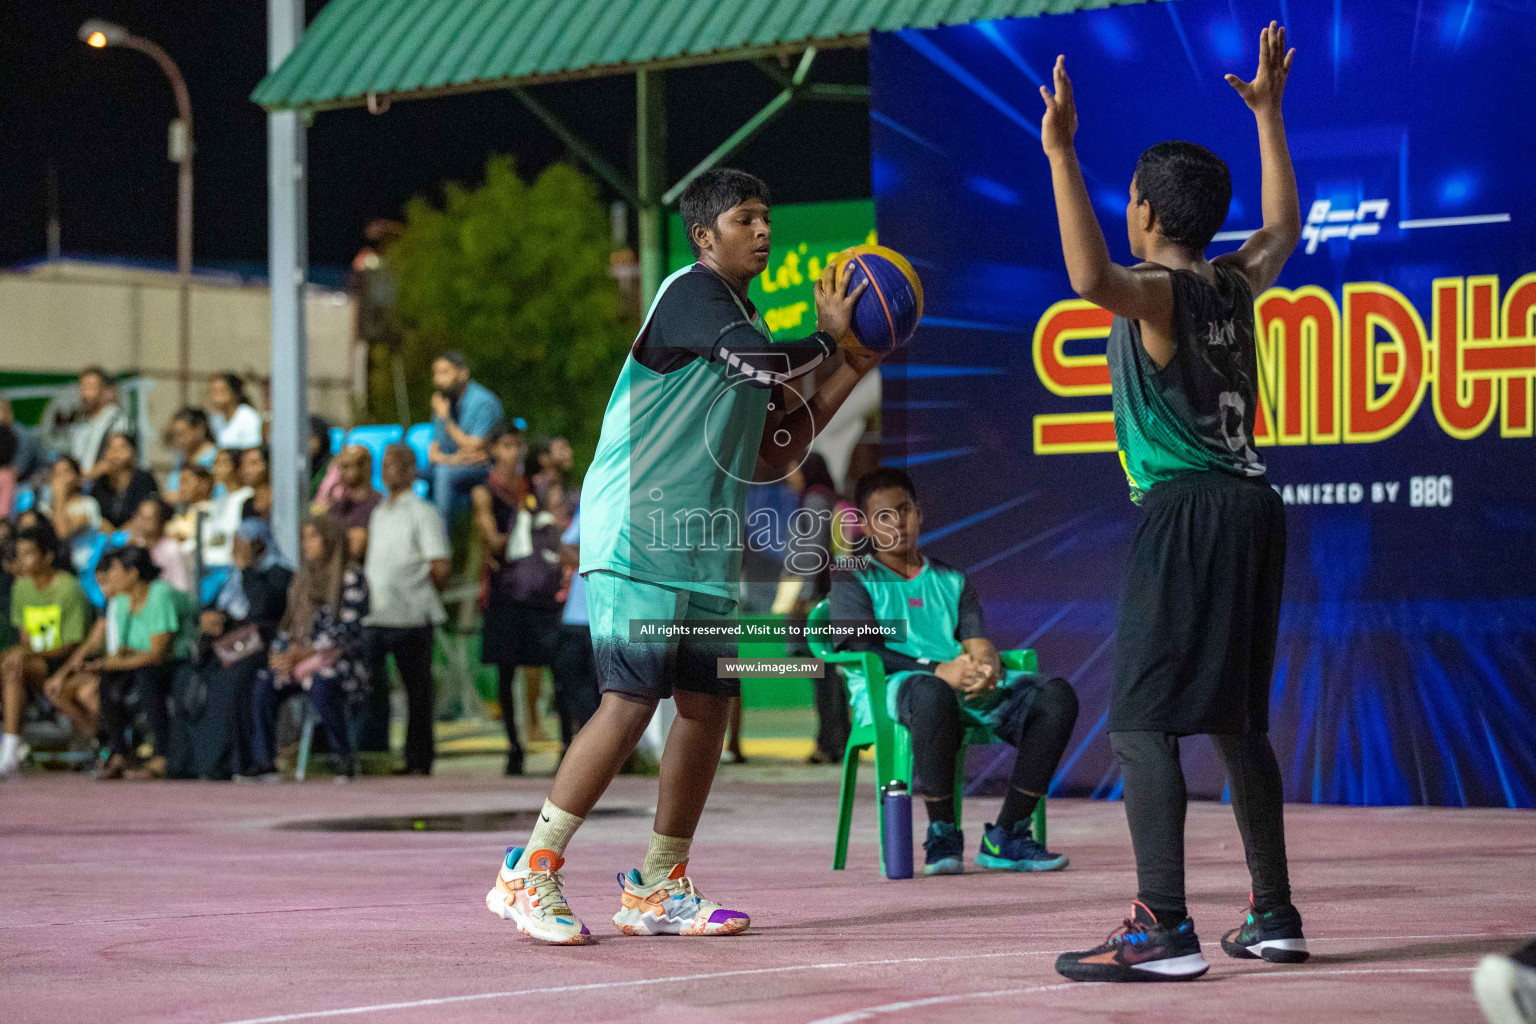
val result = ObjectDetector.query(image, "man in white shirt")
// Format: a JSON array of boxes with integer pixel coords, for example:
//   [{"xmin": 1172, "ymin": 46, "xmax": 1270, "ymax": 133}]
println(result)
[
  {"xmin": 364, "ymin": 444, "xmax": 451, "ymax": 775},
  {"xmin": 67, "ymin": 367, "xmax": 130, "ymax": 477}
]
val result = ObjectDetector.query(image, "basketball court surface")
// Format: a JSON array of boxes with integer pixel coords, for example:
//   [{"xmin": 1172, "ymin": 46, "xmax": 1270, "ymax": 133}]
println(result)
[{"xmin": 5, "ymin": 767, "xmax": 1527, "ymax": 1023}]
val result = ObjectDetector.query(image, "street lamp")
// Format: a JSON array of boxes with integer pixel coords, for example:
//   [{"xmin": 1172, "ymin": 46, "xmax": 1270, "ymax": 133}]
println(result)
[{"xmin": 78, "ymin": 18, "xmax": 194, "ymax": 406}]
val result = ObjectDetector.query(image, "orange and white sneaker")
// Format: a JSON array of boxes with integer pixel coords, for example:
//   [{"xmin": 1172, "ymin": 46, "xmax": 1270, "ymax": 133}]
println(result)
[
  {"xmin": 611, "ymin": 862, "xmax": 750, "ymax": 936},
  {"xmin": 485, "ymin": 847, "xmax": 593, "ymax": 945}
]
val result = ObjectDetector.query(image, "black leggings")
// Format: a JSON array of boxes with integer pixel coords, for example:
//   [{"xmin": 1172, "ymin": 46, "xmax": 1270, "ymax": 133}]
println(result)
[
  {"xmin": 1111, "ymin": 730, "xmax": 1292, "ymax": 924},
  {"xmin": 898, "ymin": 673, "xmax": 1079, "ymax": 824},
  {"xmin": 99, "ymin": 662, "xmax": 176, "ymax": 758}
]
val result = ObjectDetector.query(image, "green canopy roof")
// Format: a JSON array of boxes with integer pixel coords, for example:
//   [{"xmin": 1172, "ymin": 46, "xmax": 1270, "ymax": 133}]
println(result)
[{"xmin": 253, "ymin": 0, "xmax": 1152, "ymax": 111}]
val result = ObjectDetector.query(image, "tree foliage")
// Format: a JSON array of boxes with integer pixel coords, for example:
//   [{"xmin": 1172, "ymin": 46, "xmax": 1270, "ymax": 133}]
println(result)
[{"xmin": 383, "ymin": 157, "xmax": 632, "ymax": 468}]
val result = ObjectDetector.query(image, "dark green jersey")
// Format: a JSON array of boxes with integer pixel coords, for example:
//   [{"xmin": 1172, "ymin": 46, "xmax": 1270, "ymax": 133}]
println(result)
[
  {"xmin": 580, "ymin": 263, "xmax": 835, "ymax": 598},
  {"xmin": 1107, "ymin": 264, "xmax": 1266, "ymax": 503}
]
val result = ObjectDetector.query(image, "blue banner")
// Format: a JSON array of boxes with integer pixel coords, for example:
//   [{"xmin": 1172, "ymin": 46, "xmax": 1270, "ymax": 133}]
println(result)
[{"xmin": 870, "ymin": 0, "xmax": 1536, "ymax": 806}]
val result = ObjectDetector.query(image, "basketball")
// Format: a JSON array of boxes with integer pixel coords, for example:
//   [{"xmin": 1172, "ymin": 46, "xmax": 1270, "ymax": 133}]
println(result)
[{"xmin": 829, "ymin": 244, "xmax": 924, "ymax": 353}]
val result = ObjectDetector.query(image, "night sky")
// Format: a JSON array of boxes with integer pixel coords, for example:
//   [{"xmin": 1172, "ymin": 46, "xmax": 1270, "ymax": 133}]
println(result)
[{"xmin": 0, "ymin": 1, "xmax": 871, "ymax": 277}]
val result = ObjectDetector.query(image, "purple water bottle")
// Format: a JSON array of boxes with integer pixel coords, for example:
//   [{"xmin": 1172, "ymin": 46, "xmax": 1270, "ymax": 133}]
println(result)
[{"xmin": 881, "ymin": 780, "xmax": 913, "ymax": 879}]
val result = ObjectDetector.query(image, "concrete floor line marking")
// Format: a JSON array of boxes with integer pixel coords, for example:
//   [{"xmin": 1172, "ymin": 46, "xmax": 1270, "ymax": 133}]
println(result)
[
  {"xmin": 1234, "ymin": 976, "xmax": 1474, "ymax": 982},
  {"xmin": 802, "ymin": 967, "xmax": 1477, "ymax": 1024},
  {"xmin": 213, "ymin": 953, "xmax": 1484, "ymax": 1024},
  {"xmin": 209, "ymin": 951, "xmax": 1055, "ymax": 1024},
  {"xmin": 1199, "ymin": 932, "xmax": 1499, "ymax": 945},
  {"xmin": 805, "ymin": 984, "xmax": 1079, "ymax": 1024}
]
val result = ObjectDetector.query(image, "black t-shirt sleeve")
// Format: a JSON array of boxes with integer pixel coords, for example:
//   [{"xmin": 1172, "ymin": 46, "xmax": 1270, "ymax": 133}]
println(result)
[
  {"xmin": 636, "ymin": 267, "xmax": 835, "ymax": 386},
  {"xmin": 828, "ymin": 569, "xmax": 932, "ymax": 676},
  {"xmin": 956, "ymin": 574, "xmax": 986, "ymax": 642}
]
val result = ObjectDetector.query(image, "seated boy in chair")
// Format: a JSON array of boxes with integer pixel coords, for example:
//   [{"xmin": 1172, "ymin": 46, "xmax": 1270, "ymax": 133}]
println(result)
[{"xmin": 830, "ymin": 468, "xmax": 1079, "ymax": 875}]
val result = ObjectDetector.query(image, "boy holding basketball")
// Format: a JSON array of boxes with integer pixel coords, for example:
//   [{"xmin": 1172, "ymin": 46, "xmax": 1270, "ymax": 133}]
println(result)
[
  {"xmin": 1040, "ymin": 25, "xmax": 1307, "ymax": 982},
  {"xmin": 486, "ymin": 168, "xmax": 883, "ymax": 944}
]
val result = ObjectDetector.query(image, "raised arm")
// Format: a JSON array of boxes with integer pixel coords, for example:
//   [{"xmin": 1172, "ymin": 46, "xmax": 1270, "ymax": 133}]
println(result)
[
  {"xmin": 1214, "ymin": 21, "xmax": 1300, "ymax": 294},
  {"xmin": 1039, "ymin": 56, "xmax": 1173, "ymax": 330}
]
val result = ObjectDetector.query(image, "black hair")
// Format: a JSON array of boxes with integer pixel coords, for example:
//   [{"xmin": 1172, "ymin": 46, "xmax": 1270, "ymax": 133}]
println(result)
[
  {"xmin": 1133, "ymin": 141, "xmax": 1232, "ymax": 252},
  {"xmin": 215, "ymin": 372, "xmax": 248, "ymax": 404},
  {"xmin": 137, "ymin": 495, "xmax": 172, "ymax": 526},
  {"xmin": 182, "ymin": 465, "xmax": 213, "ymax": 486},
  {"xmin": 853, "ymin": 466, "xmax": 918, "ymax": 513},
  {"xmin": 0, "ymin": 421, "xmax": 16, "ymax": 468},
  {"xmin": 15, "ymin": 516, "xmax": 69, "ymax": 571},
  {"xmin": 80, "ymin": 365, "xmax": 113, "ymax": 387},
  {"xmin": 172, "ymin": 406, "xmax": 214, "ymax": 446},
  {"xmin": 436, "ymin": 350, "xmax": 468, "ymax": 370},
  {"xmin": 309, "ymin": 415, "xmax": 333, "ymax": 460},
  {"xmin": 240, "ymin": 446, "xmax": 271, "ymax": 483},
  {"xmin": 104, "ymin": 544, "xmax": 161, "ymax": 582},
  {"xmin": 485, "ymin": 423, "xmax": 525, "ymax": 450},
  {"xmin": 16, "ymin": 523, "xmax": 60, "ymax": 558},
  {"xmin": 106, "ymin": 431, "xmax": 138, "ymax": 453},
  {"xmin": 679, "ymin": 168, "xmax": 771, "ymax": 257},
  {"xmin": 52, "ymin": 454, "xmax": 82, "ymax": 476}
]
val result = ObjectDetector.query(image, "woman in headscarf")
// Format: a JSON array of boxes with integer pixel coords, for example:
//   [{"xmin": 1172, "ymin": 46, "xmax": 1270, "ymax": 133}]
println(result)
[
  {"xmin": 250, "ymin": 515, "xmax": 369, "ymax": 779},
  {"xmin": 188, "ymin": 518, "xmax": 292, "ymax": 779}
]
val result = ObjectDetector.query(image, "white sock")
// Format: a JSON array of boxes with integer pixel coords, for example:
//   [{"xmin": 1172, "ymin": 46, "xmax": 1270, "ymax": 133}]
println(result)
[{"xmin": 0, "ymin": 733, "xmax": 19, "ymax": 766}]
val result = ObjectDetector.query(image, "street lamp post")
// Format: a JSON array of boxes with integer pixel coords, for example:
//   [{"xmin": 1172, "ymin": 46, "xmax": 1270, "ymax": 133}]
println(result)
[{"xmin": 79, "ymin": 19, "xmax": 194, "ymax": 406}]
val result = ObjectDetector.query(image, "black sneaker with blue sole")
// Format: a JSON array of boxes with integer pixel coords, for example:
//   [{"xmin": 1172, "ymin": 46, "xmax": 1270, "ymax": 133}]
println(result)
[
  {"xmin": 922, "ymin": 821, "xmax": 964, "ymax": 875},
  {"xmin": 976, "ymin": 820, "xmax": 1068, "ymax": 871},
  {"xmin": 1220, "ymin": 900, "xmax": 1310, "ymax": 963}
]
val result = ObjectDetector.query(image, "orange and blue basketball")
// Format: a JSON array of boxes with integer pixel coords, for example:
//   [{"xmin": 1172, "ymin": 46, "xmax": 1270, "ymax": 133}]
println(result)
[{"xmin": 829, "ymin": 244, "xmax": 924, "ymax": 353}]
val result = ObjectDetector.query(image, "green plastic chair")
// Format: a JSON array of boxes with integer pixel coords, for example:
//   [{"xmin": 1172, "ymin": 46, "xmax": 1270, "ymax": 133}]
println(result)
[{"xmin": 807, "ymin": 599, "xmax": 1047, "ymax": 873}]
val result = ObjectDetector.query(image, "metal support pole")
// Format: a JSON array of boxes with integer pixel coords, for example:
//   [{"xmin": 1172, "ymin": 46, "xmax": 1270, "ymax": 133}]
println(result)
[
  {"xmin": 512, "ymin": 87, "xmax": 639, "ymax": 208},
  {"xmin": 115, "ymin": 33, "xmax": 194, "ymax": 406},
  {"xmin": 661, "ymin": 89, "xmax": 794, "ymax": 208},
  {"xmin": 660, "ymin": 48, "xmax": 816, "ymax": 207},
  {"xmin": 176, "ymin": 139, "xmax": 193, "ymax": 407},
  {"xmin": 269, "ymin": 0, "xmax": 308, "ymax": 563},
  {"xmin": 636, "ymin": 67, "xmax": 667, "ymax": 308}
]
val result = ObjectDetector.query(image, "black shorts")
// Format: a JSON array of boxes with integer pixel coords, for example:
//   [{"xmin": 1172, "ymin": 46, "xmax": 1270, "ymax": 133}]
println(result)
[
  {"xmin": 586, "ymin": 571, "xmax": 740, "ymax": 702},
  {"xmin": 1110, "ymin": 471, "xmax": 1285, "ymax": 736},
  {"xmin": 19, "ymin": 648, "xmax": 72, "ymax": 678}
]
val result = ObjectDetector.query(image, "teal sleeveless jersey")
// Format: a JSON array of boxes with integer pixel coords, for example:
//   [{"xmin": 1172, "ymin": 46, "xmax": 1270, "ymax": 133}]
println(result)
[
  {"xmin": 845, "ymin": 557, "xmax": 966, "ymax": 727},
  {"xmin": 852, "ymin": 557, "xmax": 968, "ymax": 663},
  {"xmin": 579, "ymin": 264, "xmax": 774, "ymax": 599},
  {"xmin": 1107, "ymin": 264, "xmax": 1266, "ymax": 503}
]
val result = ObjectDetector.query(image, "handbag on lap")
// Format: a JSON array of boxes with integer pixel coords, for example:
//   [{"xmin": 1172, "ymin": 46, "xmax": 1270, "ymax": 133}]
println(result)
[{"xmin": 212, "ymin": 623, "xmax": 265, "ymax": 667}]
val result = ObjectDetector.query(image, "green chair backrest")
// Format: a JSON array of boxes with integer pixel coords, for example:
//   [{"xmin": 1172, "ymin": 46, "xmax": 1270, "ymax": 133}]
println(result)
[{"xmin": 806, "ymin": 598, "xmax": 836, "ymax": 659}]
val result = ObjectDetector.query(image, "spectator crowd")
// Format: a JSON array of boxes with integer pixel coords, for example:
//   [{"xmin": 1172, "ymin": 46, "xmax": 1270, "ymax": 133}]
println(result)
[
  {"xmin": 0, "ymin": 355, "xmax": 594, "ymax": 781},
  {"xmin": 0, "ymin": 352, "xmax": 874, "ymax": 782}
]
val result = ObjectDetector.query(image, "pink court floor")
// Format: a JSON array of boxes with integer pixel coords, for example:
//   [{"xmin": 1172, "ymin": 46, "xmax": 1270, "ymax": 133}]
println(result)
[{"xmin": 4, "ymin": 769, "xmax": 1531, "ymax": 1024}]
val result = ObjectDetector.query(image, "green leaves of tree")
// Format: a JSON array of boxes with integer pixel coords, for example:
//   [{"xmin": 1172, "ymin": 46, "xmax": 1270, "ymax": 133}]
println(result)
[{"xmin": 385, "ymin": 157, "xmax": 632, "ymax": 470}]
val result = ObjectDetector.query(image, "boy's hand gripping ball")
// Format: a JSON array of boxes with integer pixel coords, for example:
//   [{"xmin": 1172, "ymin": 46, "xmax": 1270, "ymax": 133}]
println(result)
[{"xmin": 827, "ymin": 244, "xmax": 924, "ymax": 354}]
